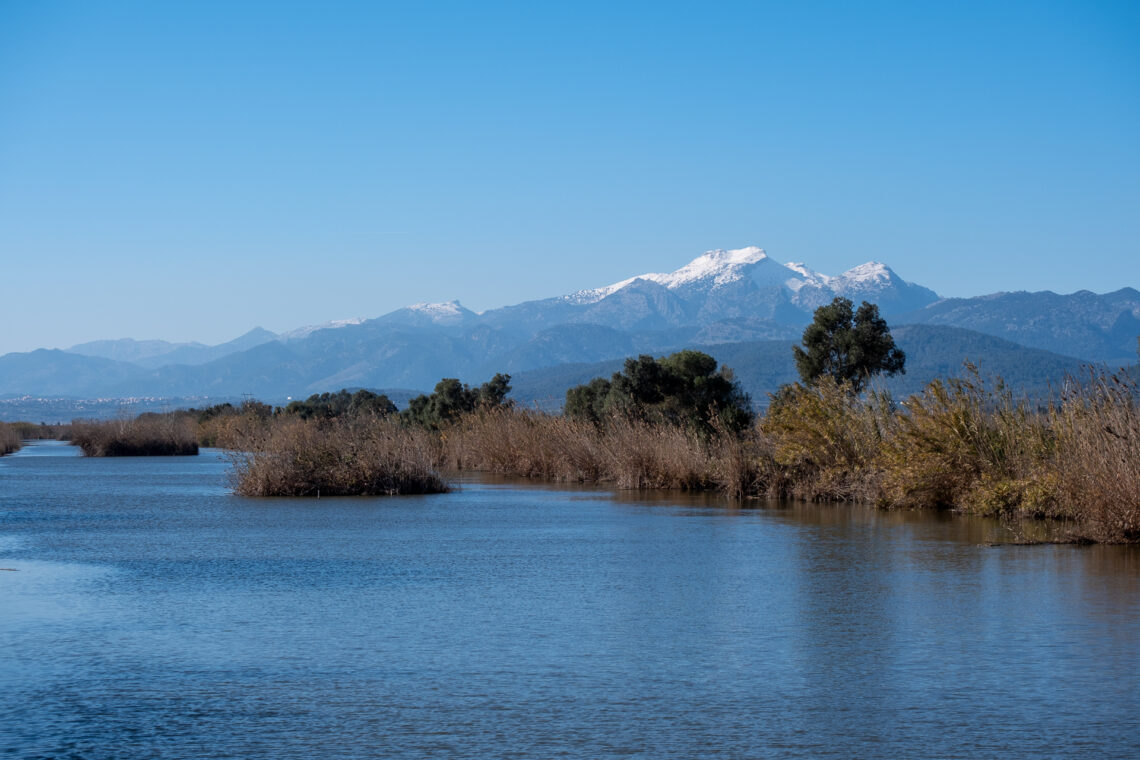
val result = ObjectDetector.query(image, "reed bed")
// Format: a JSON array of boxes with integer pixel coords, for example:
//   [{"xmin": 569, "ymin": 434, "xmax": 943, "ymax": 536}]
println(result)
[
  {"xmin": 228, "ymin": 417, "xmax": 448, "ymax": 497},
  {"xmin": 70, "ymin": 415, "xmax": 199, "ymax": 457},
  {"xmin": 445, "ymin": 408, "xmax": 762, "ymax": 492},
  {"xmin": 1050, "ymin": 372, "xmax": 1140, "ymax": 542},
  {"xmin": 56, "ymin": 366, "xmax": 1137, "ymax": 541},
  {"xmin": 0, "ymin": 423, "xmax": 20, "ymax": 456},
  {"xmin": 440, "ymin": 367, "xmax": 1140, "ymax": 543},
  {"xmin": 756, "ymin": 367, "xmax": 1140, "ymax": 542},
  {"xmin": 759, "ymin": 378, "xmax": 893, "ymax": 503}
]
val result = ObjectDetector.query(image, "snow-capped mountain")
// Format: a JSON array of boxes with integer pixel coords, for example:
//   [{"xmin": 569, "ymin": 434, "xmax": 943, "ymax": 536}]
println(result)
[
  {"xmin": 6, "ymin": 244, "xmax": 1135, "ymax": 404},
  {"xmin": 373, "ymin": 300, "xmax": 478, "ymax": 328},
  {"xmin": 481, "ymin": 246, "xmax": 940, "ymax": 333},
  {"xmin": 279, "ymin": 318, "xmax": 367, "ymax": 342},
  {"xmin": 568, "ymin": 247, "xmax": 799, "ymax": 303}
]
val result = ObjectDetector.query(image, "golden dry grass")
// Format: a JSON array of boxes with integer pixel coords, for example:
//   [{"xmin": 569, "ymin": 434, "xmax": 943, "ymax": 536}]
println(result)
[
  {"xmin": 0, "ymin": 423, "xmax": 20, "ymax": 456},
  {"xmin": 444, "ymin": 407, "xmax": 762, "ymax": 492},
  {"xmin": 229, "ymin": 416, "xmax": 447, "ymax": 497},
  {"xmin": 1050, "ymin": 372, "xmax": 1140, "ymax": 542},
  {"xmin": 70, "ymin": 415, "xmax": 199, "ymax": 457},
  {"xmin": 178, "ymin": 366, "xmax": 1140, "ymax": 542}
]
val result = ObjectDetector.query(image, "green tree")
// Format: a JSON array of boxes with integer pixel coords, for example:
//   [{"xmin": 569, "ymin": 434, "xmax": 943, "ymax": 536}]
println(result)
[
  {"xmin": 284, "ymin": 389, "xmax": 397, "ymax": 420},
  {"xmin": 564, "ymin": 350, "xmax": 753, "ymax": 435},
  {"xmin": 564, "ymin": 376, "xmax": 614, "ymax": 425},
  {"xmin": 401, "ymin": 374, "xmax": 512, "ymax": 429},
  {"xmin": 793, "ymin": 297, "xmax": 905, "ymax": 392}
]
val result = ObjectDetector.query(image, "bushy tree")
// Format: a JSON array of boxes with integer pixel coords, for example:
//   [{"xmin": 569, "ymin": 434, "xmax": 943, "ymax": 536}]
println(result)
[
  {"xmin": 284, "ymin": 389, "xmax": 397, "ymax": 420},
  {"xmin": 793, "ymin": 297, "xmax": 905, "ymax": 392},
  {"xmin": 564, "ymin": 350, "xmax": 753, "ymax": 435},
  {"xmin": 402, "ymin": 374, "xmax": 512, "ymax": 429}
]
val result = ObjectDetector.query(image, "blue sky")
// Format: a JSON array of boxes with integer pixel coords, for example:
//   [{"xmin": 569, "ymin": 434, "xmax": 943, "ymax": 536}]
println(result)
[{"xmin": 1, "ymin": 0, "xmax": 1138, "ymax": 353}]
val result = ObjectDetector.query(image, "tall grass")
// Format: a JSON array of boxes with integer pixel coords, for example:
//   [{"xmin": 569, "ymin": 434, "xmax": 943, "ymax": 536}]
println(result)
[
  {"xmin": 0, "ymin": 423, "xmax": 20, "ymax": 456},
  {"xmin": 760, "ymin": 378, "xmax": 893, "ymax": 502},
  {"xmin": 444, "ymin": 407, "xmax": 763, "ymax": 494},
  {"xmin": 878, "ymin": 369, "xmax": 1055, "ymax": 516},
  {"xmin": 758, "ymin": 366, "xmax": 1140, "ymax": 542},
  {"xmin": 6, "ymin": 422, "xmax": 69, "ymax": 440},
  {"xmin": 70, "ymin": 414, "xmax": 199, "ymax": 456},
  {"xmin": 58, "ymin": 366, "xmax": 1137, "ymax": 541},
  {"xmin": 229, "ymin": 416, "xmax": 447, "ymax": 497},
  {"xmin": 1050, "ymin": 372, "xmax": 1140, "ymax": 542}
]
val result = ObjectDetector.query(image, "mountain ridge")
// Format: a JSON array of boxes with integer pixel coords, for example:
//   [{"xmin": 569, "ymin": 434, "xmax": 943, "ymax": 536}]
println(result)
[{"xmin": 2, "ymin": 246, "xmax": 1136, "ymax": 401}]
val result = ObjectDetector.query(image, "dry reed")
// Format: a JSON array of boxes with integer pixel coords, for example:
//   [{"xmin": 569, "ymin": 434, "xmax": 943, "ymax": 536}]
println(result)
[
  {"xmin": 0, "ymin": 423, "xmax": 20, "ymax": 456},
  {"xmin": 444, "ymin": 407, "xmax": 762, "ymax": 493},
  {"xmin": 229, "ymin": 416, "xmax": 447, "ymax": 497},
  {"xmin": 70, "ymin": 415, "xmax": 199, "ymax": 457},
  {"xmin": 179, "ymin": 364, "xmax": 1140, "ymax": 542},
  {"xmin": 443, "ymin": 367, "xmax": 1140, "ymax": 543},
  {"xmin": 760, "ymin": 378, "xmax": 893, "ymax": 502},
  {"xmin": 1050, "ymin": 372, "xmax": 1140, "ymax": 542},
  {"xmin": 877, "ymin": 369, "xmax": 1055, "ymax": 516}
]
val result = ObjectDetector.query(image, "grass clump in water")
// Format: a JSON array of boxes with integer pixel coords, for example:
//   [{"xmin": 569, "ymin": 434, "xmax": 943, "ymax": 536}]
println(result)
[
  {"xmin": 229, "ymin": 416, "xmax": 448, "ymax": 497},
  {"xmin": 70, "ymin": 414, "xmax": 199, "ymax": 456}
]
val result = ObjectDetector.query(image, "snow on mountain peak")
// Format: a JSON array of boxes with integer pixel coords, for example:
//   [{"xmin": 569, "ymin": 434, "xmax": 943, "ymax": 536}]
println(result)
[
  {"xmin": 279, "ymin": 317, "xmax": 366, "ymax": 341},
  {"xmin": 409, "ymin": 300, "xmax": 464, "ymax": 316},
  {"xmin": 662, "ymin": 246, "xmax": 769, "ymax": 287},
  {"xmin": 568, "ymin": 246, "xmax": 772, "ymax": 304},
  {"xmin": 561, "ymin": 247, "xmax": 934, "ymax": 313},
  {"xmin": 838, "ymin": 261, "xmax": 892, "ymax": 283},
  {"xmin": 784, "ymin": 262, "xmax": 832, "ymax": 292},
  {"xmin": 398, "ymin": 299, "xmax": 475, "ymax": 325}
]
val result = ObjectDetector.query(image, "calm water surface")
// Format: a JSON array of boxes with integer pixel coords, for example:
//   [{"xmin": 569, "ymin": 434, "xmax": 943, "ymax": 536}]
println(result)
[{"xmin": 2, "ymin": 440, "xmax": 1139, "ymax": 758}]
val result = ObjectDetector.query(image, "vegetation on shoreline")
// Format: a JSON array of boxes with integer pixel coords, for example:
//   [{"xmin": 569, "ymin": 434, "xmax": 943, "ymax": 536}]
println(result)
[
  {"xmin": 23, "ymin": 297, "xmax": 1137, "ymax": 542},
  {"xmin": 565, "ymin": 350, "xmax": 753, "ymax": 435},
  {"xmin": 33, "ymin": 364, "xmax": 1140, "ymax": 541},
  {"xmin": 1, "ymin": 421, "xmax": 71, "ymax": 456},
  {"xmin": 0, "ymin": 423, "xmax": 19, "ymax": 456},
  {"xmin": 70, "ymin": 414, "xmax": 199, "ymax": 457},
  {"xmin": 227, "ymin": 416, "xmax": 447, "ymax": 497},
  {"xmin": 445, "ymin": 366, "xmax": 1140, "ymax": 542}
]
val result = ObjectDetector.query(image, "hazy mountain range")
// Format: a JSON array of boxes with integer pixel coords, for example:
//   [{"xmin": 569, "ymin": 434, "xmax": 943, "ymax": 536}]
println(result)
[{"xmin": 2, "ymin": 247, "xmax": 1137, "ymax": 414}]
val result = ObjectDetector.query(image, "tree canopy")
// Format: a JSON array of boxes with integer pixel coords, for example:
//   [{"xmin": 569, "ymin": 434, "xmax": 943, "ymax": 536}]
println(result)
[
  {"xmin": 284, "ymin": 389, "xmax": 397, "ymax": 420},
  {"xmin": 793, "ymin": 297, "xmax": 905, "ymax": 392},
  {"xmin": 401, "ymin": 373, "xmax": 512, "ymax": 429},
  {"xmin": 565, "ymin": 350, "xmax": 753, "ymax": 434}
]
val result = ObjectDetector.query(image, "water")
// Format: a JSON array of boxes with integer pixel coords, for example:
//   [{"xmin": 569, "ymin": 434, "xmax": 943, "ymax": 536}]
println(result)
[{"xmin": 2, "ymin": 440, "xmax": 1139, "ymax": 759}]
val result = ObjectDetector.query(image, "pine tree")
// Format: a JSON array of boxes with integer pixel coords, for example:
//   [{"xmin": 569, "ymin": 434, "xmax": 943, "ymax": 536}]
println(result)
[{"xmin": 793, "ymin": 297, "xmax": 905, "ymax": 392}]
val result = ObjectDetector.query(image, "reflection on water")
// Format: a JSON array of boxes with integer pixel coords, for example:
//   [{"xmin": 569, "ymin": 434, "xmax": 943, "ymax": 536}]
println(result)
[{"xmin": 1, "ymin": 441, "xmax": 1139, "ymax": 759}]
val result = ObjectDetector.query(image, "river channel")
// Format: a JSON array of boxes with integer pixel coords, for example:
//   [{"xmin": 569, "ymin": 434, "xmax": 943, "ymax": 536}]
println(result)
[{"xmin": 2, "ymin": 440, "xmax": 1138, "ymax": 758}]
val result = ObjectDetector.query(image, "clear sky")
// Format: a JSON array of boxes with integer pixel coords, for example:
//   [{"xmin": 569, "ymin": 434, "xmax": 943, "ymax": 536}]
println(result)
[{"xmin": 2, "ymin": 0, "xmax": 1138, "ymax": 354}]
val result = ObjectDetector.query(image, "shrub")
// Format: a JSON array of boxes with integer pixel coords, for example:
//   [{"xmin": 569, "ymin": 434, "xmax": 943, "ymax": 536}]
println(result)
[
  {"xmin": 761, "ymin": 378, "xmax": 893, "ymax": 501},
  {"xmin": 402, "ymin": 374, "xmax": 512, "ymax": 430},
  {"xmin": 565, "ymin": 350, "xmax": 753, "ymax": 436},
  {"xmin": 283, "ymin": 389, "xmax": 397, "ymax": 420},
  {"xmin": 877, "ymin": 367, "xmax": 1054, "ymax": 516}
]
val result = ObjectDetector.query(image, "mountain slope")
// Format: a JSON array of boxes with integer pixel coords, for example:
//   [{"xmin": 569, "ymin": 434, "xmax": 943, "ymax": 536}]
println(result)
[
  {"xmin": 3, "ymin": 245, "xmax": 1134, "ymax": 401},
  {"xmin": 0, "ymin": 350, "xmax": 147, "ymax": 398},
  {"xmin": 899, "ymin": 288, "xmax": 1140, "ymax": 364},
  {"xmin": 67, "ymin": 327, "xmax": 279, "ymax": 368}
]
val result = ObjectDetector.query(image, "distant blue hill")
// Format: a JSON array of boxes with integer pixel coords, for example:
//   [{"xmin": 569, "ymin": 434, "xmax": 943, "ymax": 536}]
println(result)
[{"xmin": 1, "ymin": 246, "xmax": 1136, "ymax": 402}]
